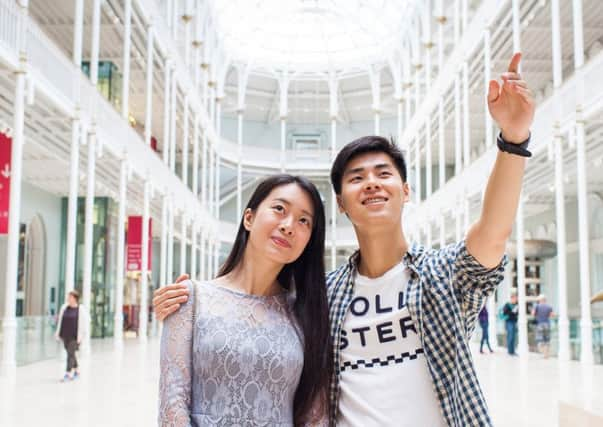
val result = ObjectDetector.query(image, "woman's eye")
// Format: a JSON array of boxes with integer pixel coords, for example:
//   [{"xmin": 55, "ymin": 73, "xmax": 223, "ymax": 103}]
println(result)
[
  {"xmin": 300, "ymin": 218, "xmax": 310, "ymax": 226},
  {"xmin": 273, "ymin": 205, "xmax": 284, "ymax": 212}
]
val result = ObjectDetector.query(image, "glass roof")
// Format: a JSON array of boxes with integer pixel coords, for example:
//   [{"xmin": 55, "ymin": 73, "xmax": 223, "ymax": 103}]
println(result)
[{"xmin": 209, "ymin": 0, "xmax": 415, "ymax": 74}]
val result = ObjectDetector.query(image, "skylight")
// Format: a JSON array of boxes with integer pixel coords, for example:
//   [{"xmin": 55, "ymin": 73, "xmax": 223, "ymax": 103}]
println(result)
[{"xmin": 209, "ymin": 0, "xmax": 415, "ymax": 74}]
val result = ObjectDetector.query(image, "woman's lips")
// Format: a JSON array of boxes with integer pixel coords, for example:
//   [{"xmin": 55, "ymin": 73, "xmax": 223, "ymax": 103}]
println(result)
[{"xmin": 271, "ymin": 236, "xmax": 291, "ymax": 248}]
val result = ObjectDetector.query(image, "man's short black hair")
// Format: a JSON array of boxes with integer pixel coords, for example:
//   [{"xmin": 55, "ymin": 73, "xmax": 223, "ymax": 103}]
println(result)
[{"xmin": 330, "ymin": 135, "xmax": 407, "ymax": 195}]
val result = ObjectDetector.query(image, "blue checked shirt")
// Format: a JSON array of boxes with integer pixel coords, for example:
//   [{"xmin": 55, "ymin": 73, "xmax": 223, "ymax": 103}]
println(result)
[{"xmin": 326, "ymin": 240, "xmax": 507, "ymax": 427}]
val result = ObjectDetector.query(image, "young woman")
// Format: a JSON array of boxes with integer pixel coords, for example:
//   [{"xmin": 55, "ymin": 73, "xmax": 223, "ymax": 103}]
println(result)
[
  {"xmin": 158, "ymin": 174, "xmax": 332, "ymax": 426},
  {"xmin": 55, "ymin": 290, "xmax": 88, "ymax": 382}
]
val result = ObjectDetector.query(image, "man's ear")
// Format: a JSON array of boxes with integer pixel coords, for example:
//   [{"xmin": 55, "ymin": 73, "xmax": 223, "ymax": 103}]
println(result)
[
  {"xmin": 336, "ymin": 194, "xmax": 346, "ymax": 214},
  {"xmin": 402, "ymin": 182, "xmax": 410, "ymax": 203},
  {"xmin": 242, "ymin": 208, "xmax": 254, "ymax": 231}
]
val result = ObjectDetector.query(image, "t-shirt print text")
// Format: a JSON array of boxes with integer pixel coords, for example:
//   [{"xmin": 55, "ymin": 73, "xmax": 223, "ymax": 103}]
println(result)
[{"xmin": 340, "ymin": 290, "xmax": 425, "ymax": 371}]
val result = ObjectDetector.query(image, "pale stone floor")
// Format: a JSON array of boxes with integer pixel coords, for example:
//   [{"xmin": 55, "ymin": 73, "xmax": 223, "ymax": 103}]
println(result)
[{"xmin": 1, "ymin": 338, "xmax": 602, "ymax": 427}]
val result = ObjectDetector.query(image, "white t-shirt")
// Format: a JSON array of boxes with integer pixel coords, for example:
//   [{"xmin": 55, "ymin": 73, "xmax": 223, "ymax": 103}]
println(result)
[{"xmin": 337, "ymin": 260, "xmax": 446, "ymax": 427}]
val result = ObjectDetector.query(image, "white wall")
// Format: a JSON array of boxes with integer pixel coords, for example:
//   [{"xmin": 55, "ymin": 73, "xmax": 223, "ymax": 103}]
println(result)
[{"xmin": 0, "ymin": 182, "xmax": 62, "ymax": 317}]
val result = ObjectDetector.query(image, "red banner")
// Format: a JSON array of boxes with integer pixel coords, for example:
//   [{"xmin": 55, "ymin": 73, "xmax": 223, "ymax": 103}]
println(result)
[
  {"xmin": 126, "ymin": 216, "xmax": 152, "ymax": 271},
  {"xmin": 0, "ymin": 132, "xmax": 11, "ymax": 235}
]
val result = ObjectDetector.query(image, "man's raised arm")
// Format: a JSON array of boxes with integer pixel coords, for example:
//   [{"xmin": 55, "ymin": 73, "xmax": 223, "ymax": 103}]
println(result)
[{"xmin": 466, "ymin": 52, "xmax": 536, "ymax": 269}]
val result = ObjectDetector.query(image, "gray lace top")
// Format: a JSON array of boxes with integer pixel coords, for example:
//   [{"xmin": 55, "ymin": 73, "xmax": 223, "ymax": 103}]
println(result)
[{"xmin": 158, "ymin": 280, "xmax": 304, "ymax": 426}]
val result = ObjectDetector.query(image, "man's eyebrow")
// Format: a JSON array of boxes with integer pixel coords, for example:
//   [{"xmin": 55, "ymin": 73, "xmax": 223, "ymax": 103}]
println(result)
[
  {"xmin": 273, "ymin": 198, "xmax": 314, "ymax": 218},
  {"xmin": 344, "ymin": 163, "xmax": 393, "ymax": 176}
]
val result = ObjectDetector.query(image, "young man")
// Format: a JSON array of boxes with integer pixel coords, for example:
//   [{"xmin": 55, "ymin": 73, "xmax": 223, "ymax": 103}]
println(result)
[
  {"xmin": 502, "ymin": 292, "xmax": 519, "ymax": 356},
  {"xmin": 152, "ymin": 53, "xmax": 534, "ymax": 426}
]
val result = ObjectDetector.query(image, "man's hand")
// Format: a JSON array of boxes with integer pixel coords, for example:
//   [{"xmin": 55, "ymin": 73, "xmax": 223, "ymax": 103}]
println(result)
[
  {"xmin": 153, "ymin": 274, "xmax": 190, "ymax": 321},
  {"xmin": 487, "ymin": 52, "xmax": 535, "ymax": 143}
]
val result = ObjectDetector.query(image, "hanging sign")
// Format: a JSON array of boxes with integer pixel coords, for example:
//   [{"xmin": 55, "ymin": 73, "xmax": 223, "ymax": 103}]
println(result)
[
  {"xmin": 126, "ymin": 216, "xmax": 152, "ymax": 271},
  {"xmin": 0, "ymin": 132, "xmax": 11, "ymax": 235}
]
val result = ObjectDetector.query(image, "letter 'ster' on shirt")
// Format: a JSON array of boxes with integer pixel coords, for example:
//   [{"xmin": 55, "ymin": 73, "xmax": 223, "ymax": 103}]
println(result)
[{"xmin": 337, "ymin": 261, "xmax": 446, "ymax": 427}]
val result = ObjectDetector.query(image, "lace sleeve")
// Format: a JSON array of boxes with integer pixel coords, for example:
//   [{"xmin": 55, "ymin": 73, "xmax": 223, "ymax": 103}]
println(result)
[{"xmin": 158, "ymin": 280, "xmax": 195, "ymax": 426}]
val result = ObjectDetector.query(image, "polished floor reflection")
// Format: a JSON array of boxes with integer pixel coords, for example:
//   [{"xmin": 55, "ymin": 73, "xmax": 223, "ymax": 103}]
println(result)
[{"xmin": 1, "ymin": 339, "xmax": 602, "ymax": 426}]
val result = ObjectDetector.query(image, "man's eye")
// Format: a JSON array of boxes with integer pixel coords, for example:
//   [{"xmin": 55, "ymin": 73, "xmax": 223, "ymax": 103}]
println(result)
[{"xmin": 350, "ymin": 176, "xmax": 362, "ymax": 182}]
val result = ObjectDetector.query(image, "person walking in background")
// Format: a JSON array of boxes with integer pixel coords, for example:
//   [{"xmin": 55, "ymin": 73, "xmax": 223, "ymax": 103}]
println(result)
[
  {"xmin": 532, "ymin": 294, "xmax": 554, "ymax": 359},
  {"xmin": 479, "ymin": 306, "xmax": 494, "ymax": 354},
  {"xmin": 502, "ymin": 292, "xmax": 519, "ymax": 356},
  {"xmin": 54, "ymin": 290, "xmax": 88, "ymax": 382}
]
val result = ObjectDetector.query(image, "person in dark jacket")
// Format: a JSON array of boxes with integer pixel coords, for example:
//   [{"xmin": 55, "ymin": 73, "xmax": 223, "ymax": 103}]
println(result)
[
  {"xmin": 502, "ymin": 293, "xmax": 519, "ymax": 356},
  {"xmin": 54, "ymin": 290, "xmax": 88, "ymax": 382},
  {"xmin": 478, "ymin": 306, "xmax": 493, "ymax": 354}
]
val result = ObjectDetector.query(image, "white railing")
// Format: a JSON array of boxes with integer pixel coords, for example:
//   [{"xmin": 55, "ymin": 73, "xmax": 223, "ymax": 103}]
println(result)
[
  {"xmin": 26, "ymin": 18, "xmax": 77, "ymax": 113},
  {"xmin": 0, "ymin": 0, "xmax": 18, "ymax": 59},
  {"xmin": 218, "ymin": 138, "xmax": 332, "ymax": 171}
]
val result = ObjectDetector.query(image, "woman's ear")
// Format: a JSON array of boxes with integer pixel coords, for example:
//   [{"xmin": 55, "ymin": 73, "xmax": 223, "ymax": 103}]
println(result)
[{"xmin": 243, "ymin": 208, "xmax": 254, "ymax": 231}]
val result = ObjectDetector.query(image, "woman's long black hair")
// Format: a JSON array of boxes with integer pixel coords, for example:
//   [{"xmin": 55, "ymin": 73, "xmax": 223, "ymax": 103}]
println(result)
[{"xmin": 217, "ymin": 174, "xmax": 332, "ymax": 425}]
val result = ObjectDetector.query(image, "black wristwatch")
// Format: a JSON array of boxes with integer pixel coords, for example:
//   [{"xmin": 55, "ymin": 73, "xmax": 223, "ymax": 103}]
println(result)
[{"xmin": 496, "ymin": 132, "xmax": 532, "ymax": 157}]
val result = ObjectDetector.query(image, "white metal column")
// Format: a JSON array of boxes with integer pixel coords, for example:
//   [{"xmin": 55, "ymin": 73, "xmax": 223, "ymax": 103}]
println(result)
[
  {"xmin": 114, "ymin": 158, "xmax": 127, "ymax": 345},
  {"xmin": 162, "ymin": 60, "xmax": 171, "ymax": 165},
  {"xmin": 208, "ymin": 139, "xmax": 214, "ymax": 213},
  {"xmin": 89, "ymin": 0, "xmax": 102, "ymax": 87},
  {"xmin": 180, "ymin": 214, "xmax": 187, "ymax": 274},
  {"xmin": 575, "ymin": 119, "xmax": 594, "ymax": 365},
  {"xmin": 201, "ymin": 132, "xmax": 207, "ymax": 208},
  {"xmin": 438, "ymin": 98, "xmax": 445, "ymax": 189},
  {"xmin": 169, "ymin": 76, "xmax": 177, "ymax": 172},
  {"xmin": 279, "ymin": 74, "xmax": 289, "ymax": 172},
  {"xmin": 280, "ymin": 119, "xmax": 286, "ymax": 172},
  {"xmin": 144, "ymin": 24, "xmax": 154, "ymax": 146},
  {"xmin": 554, "ymin": 130, "xmax": 570, "ymax": 361},
  {"xmin": 72, "ymin": 0, "xmax": 84, "ymax": 66},
  {"xmin": 425, "ymin": 117, "xmax": 432, "ymax": 198},
  {"xmin": 550, "ymin": 0, "xmax": 569, "ymax": 362},
  {"xmin": 369, "ymin": 67, "xmax": 381, "ymax": 135},
  {"xmin": 516, "ymin": 197, "xmax": 528, "ymax": 356},
  {"xmin": 236, "ymin": 110, "xmax": 243, "ymax": 215},
  {"xmin": 414, "ymin": 129, "xmax": 422, "ymax": 203},
  {"xmin": 81, "ymin": 130, "xmax": 96, "ymax": 352},
  {"xmin": 182, "ymin": 96, "xmax": 189, "ymax": 186},
  {"xmin": 484, "ymin": 28, "xmax": 493, "ymax": 147},
  {"xmin": 328, "ymin": 73, "xmax": 338, "ymax": 271},
  {"xmin": 214, "ymin": 103, "xmax": 221, "ymax": 219},
  {"xmin": 64, "ymin": 118, "xmax": 80, "ymax": 297},
  {"xmin": 121, "ymin": 0, "xmax": 132, "ymax": 118},
  {"xmin": 571, "ymin": 0, "xmax": 593, "ymax": 365},
  {"xmin": 1, "ymin": 60, "xmax": 26, "ymax": 379},
  {"xmin": 191, "ymin": 220, "xmax": 197, "ymax": 280},
  {"xmin": 236, "ymin": 66, "xmax": 249, "ymax": 215},
  {"xmin": 192, "ymin": 114, "xmax": 199, "ymax": 197},
  {"xmin": 139, "ymin": 181, "xmax": 150, "ymax": 340},
  {"xmin": 462, "ymin": 61, "xmax": 470, "ymax": 167},
  {"xmin": 454, "ymin": 77, "xmax": 461, "ymax": 175},
  {"xmin": 166, "ymin": 200, "xmax": 174, "ymax": 283},
  {"xmin": 200, "ymin": 230, "xmax": 206, "ymax": 280},
  {"xmin": 159, "ymin": 195, "xmax": 168, "ymax": 290}
]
